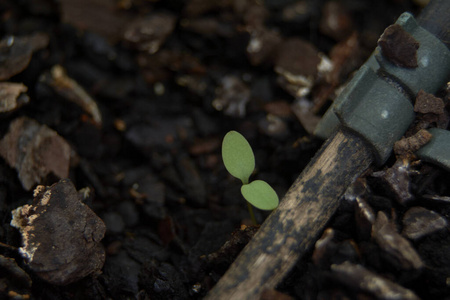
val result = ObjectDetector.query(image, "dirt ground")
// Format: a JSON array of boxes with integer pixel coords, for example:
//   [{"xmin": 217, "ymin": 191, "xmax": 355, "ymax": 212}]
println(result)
[{"xmin": 1, "ymin": 0, "xmax": 450, "ymax": 299}]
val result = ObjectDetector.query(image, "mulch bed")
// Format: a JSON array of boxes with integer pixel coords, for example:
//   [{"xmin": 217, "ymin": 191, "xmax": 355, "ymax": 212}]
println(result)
[{"xmin": 1, "ymin": 0, "xmax": 450, "ymax": 299}]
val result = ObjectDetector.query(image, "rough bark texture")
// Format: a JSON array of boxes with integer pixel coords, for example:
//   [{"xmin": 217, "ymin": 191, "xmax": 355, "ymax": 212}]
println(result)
[{"xmin": 206, "ymin": 129, "xmax": 374, "ymax": 299}]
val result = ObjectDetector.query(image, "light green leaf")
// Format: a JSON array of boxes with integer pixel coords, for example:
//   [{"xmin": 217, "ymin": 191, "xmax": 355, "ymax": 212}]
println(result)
[
  {"xmin": 241, "ymin": 180, "xmax": 279, "ymax": 210},
  {"xmin": 222, "ymin": 131, "xmax": 255, "ymax": 184}
]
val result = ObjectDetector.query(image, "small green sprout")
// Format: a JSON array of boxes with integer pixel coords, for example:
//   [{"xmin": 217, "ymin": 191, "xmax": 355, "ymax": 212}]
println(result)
[{"xmin": 222, "ymin": 131, "xmax": 279, "ymax": 223}]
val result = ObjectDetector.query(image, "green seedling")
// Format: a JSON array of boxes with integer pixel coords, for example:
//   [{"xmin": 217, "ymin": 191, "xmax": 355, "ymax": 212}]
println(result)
[{"xmin": 222, "ymin": 131, "xmax": 279, "ymax": 224}]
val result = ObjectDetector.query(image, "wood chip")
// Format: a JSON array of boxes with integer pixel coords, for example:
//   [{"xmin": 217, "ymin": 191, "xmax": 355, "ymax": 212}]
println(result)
[
  {"xmin": 0, "ymin": 82, "xmax": 29, "ymax": 113},
  {"xmin": 372, "ymin": 211, "xmax": 424, "ymax": 271},
  {"xmin": 402, "ymin": 207, "xmax": 448, "ymax": 241},
  {"xmin": 10, "ymin": 180, "xmax": 106, "ymax": 285}
]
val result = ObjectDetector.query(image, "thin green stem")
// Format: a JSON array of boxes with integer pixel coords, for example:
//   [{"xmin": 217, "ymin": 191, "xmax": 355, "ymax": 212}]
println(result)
[{"xmin": 247, "ymin": 201, "xmax": 257, "ymax": 225}]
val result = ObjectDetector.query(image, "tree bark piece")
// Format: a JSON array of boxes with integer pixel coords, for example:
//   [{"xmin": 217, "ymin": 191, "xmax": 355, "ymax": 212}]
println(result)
[{"xmin": 206, "ymin": 129, "xmax": 373, "ymax": 299}]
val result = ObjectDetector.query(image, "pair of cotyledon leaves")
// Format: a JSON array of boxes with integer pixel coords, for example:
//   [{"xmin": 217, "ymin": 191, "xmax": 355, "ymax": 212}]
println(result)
[{"xmin": 222, "ymin": 131, "xmax": 279, "ymax": 210}]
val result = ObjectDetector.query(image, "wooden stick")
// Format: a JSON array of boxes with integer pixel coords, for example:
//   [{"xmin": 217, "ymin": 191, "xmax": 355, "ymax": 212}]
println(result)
[{"xmin": 205, "ymin": 129, "xmax": 373, "ymax": 299}]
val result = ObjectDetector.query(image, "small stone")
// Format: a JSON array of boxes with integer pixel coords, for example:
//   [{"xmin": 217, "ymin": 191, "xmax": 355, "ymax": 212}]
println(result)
[
  {"xmin": 10, "ymin": 180, "xmax": 106, "ymax": 285},
  {"xmin": 402, "ymin": 207, "xmax": 448, "ymax": 240}
]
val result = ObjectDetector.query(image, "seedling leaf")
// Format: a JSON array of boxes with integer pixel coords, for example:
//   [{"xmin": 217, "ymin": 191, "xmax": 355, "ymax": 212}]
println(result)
[
  {"xmin": 222, "ymin": 131, "xmax": 255, "ymax": 184},
  {"xmin": 241, "ymin": 180, "xmax": 279, "ymax": 210}
]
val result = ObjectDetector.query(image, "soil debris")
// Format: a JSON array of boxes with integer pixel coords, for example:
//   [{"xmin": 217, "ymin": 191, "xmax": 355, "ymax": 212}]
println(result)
[
  {"xmin": 414, "ymin": 90, "xmax": 446, "ymax": 115},
  {"xmin": 378, "ymin": 24, "xmax": 419, "ymax": 68},
  {"xmin": 394, "ymin": 128, "xmax": 432, "ymax": 158}
]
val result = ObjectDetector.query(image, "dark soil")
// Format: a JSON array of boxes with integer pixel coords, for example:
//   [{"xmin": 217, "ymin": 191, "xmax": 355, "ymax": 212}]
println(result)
[{"xmin": 1, "ymin": 0, "xmax": 450, "ymax": 299}]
